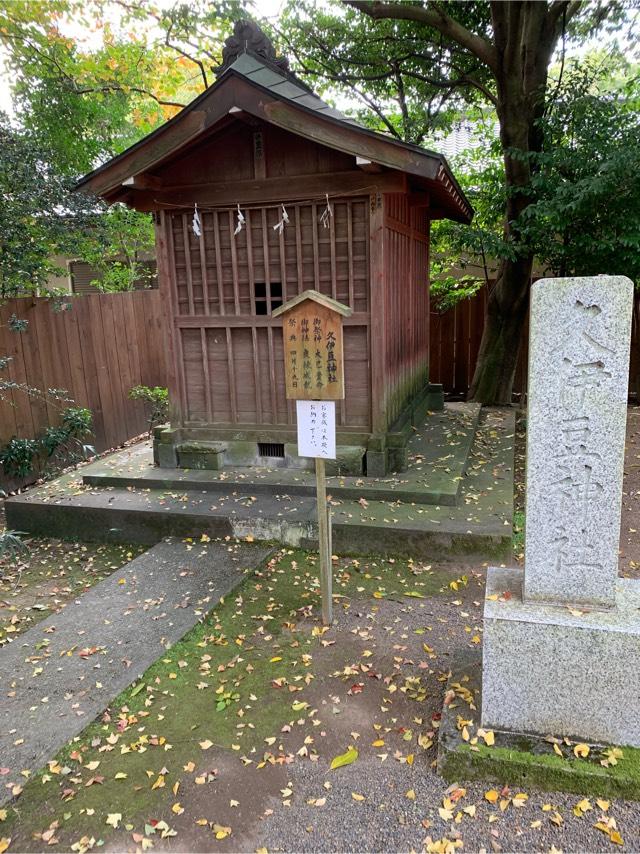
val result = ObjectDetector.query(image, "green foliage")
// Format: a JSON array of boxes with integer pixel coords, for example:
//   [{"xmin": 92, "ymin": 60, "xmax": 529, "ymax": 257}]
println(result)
[
  {"xmin": 70, "ymin": 205, "xmax": 156, "ymax": 293},
  {"xmin": 431, "ymin": 58, "xmax": 640, "ymax": 307},
  {"xmin": 61, "ymin": 406, "xmax": 93, "ymax": 436},
  {"xmin": 129, "ymin": 385, "xmax": 169, "ymax": 432},
  {"xmin": 0, "ymin": 438, "xmax": 39, "ymax": 479},
  {"xmin": 0, "ymin": 114, "xmax": 76, "ymax": 297},
  {"xmin": 8, "ymin": 314, "xmax": 29, "ymax": 332},
  {"xmin": 0, "ymin": 530, "xmax": 29, "ymax": 565},
  {"xmin": 278, "ymin": 0, "xmax": 492, "ymax": 144},
  {"xmin": 0, "ymin": 407, "xmax": 94, "ymax": 480},
  {"xmin": 522, "ymin": 60, "xmax": 640, "ymax": 283}
]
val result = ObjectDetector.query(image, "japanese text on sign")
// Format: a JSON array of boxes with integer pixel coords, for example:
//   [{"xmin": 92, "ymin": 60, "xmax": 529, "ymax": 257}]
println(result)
[
  {"xmin": 296, "ymin": 400, "xmax": 336, "ymax": 459},
  {"xmin": 548, "ymin": 300, "xmax": 615, "ymax": 579},
  {"xmin": 283, "ymin": 302, "xmax": 345, "ymax": 400}
]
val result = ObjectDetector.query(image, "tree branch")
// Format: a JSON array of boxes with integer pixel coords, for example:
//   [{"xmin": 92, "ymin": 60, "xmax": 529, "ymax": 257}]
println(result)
[
  {"xmin": 346, "ymin": 1, "xmax": 498, "ymax": 73},
  {"xmin": 73, "ymin": 84, "xmax": 186, "ymax": 109}
]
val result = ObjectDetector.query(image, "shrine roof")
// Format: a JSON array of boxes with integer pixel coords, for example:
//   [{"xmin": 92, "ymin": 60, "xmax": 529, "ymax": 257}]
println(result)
[{"xmin": 76, "ymin": 37, "xmax": 473, "ymax": 223}]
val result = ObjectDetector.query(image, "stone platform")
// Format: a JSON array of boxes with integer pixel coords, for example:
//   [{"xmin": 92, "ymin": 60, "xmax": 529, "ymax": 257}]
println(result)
[
  {"xmin": 83, "ymin": 403, "xmax": 481, "ymax": 507},
  {"xmin": 5, "ymin": 406, "xmax": 514, "ymax": 563}
]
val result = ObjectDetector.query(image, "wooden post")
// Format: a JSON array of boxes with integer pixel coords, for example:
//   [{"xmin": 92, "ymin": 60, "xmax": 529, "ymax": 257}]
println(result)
[
  {"xmin": 273, "ymin": 290, "xmax": 351, "ymax": 627},
  {"xmin": 315, "ymin": 456, "xmax": 332, "ymax": 625}
]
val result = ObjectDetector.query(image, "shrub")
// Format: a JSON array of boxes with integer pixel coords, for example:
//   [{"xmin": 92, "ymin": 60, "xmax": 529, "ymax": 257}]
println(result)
[
  {"xmin": 0, "ymin": 407, "xmax": 95, "ymax": 480},
  {"xmin": 129, "ymin": 385, "xmax": 169, "ymax": 433},
  {"xmin": 0, "ymin": 530, "xmax": 29, "ymax": 567},
  {"xmin": 0, "ymin": 438, "xmax": 39, "ymax": 478}
]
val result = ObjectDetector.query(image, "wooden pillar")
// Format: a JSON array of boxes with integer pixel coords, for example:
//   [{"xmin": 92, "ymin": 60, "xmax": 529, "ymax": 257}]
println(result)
[
  {"xmin": 369, "ymin": 191, "xmax": 387, "ymax": 435},
  {"xmin": 155, "ymin": 211, "xmax": 184, "ymax": 425}
]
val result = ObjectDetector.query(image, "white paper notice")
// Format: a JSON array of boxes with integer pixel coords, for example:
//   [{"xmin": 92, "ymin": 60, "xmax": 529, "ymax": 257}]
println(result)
[{"xmin": 296, "ymin": 400, "xmax": 336, "ymax": 459}]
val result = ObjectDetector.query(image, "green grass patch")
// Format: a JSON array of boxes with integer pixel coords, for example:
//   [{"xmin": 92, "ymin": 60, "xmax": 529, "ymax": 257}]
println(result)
[
  {"xmin": 1, "ymin": 547, "xmax": 454, "ymax": 851},
  {"xmin": 442, "ymin": 739, "xmax": 640, "ymax": 801}
]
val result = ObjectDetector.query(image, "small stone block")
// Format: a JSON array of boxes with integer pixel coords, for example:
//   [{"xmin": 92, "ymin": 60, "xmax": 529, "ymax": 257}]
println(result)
[
  {"xmin": 156, "ymin": 442, "xmax": 177, "ymax": 468},
  {"xmin": 284, "ymin": 443, "xmax": 314, "ymax": 471},
  {"xmin": 177, "ymin": 452, "xmax": 221, "ymax": 470},
  {"xmin": 387, "ymin": 445, "xmax": 408, "ymax": 473},
  {"xmin": 426, "ymin": 383, "xmax": 445, "ymax": 412},
  {"xmin": 176, "ymin": 442, "xmax": 226, "ymax": 470},
  {"xmin": 326, "ymin": 445, "xmax": 365, "ymax": 477},
  {"xmin": 222, "ymin": 441, "xmax": 260, "ymax": 467},
  {"xmin": 153, "ymin": 424, "xmax": 172, "ymax": 441},
  {"xmin": 482, "ymin": 566, "xmax": 640, "ymax": 747},
  {"xmin": 366, "ymin": 449, "xmax": 388, "ymax": 477}
]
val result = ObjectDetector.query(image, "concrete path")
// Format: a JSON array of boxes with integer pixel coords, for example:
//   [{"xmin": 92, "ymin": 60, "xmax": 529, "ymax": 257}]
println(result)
[{"xmin": 0, "ymin": 539, "xmax": 271, "ymax": 806}]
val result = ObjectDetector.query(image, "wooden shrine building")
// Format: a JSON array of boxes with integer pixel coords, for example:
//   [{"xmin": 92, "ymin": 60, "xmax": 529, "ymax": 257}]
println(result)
[{"xmin": 77, "ymin": 21, "xmax": 472, "ymax": 476}]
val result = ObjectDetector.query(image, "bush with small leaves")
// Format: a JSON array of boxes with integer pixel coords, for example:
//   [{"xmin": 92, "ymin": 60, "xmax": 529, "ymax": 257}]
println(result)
[{"xmin": 129, "ymin": 385, "xmax": 169, "ymax": 433}]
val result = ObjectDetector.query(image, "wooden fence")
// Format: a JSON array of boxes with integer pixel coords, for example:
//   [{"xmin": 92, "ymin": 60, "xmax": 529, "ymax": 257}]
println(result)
[
  {"xmin": 430, "ymin": 285, "xmax": 640, "ymax": 400},
  {"xmin": 0, "ymin": 292, "xmax": 167, "ymax": 460}
]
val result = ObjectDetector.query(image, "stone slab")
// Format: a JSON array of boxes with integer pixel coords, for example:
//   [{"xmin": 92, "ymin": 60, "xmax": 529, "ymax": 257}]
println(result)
[
  {"xmin": 0, "ymin": 539, "xmax": 272, "ymax": 806},
  {"xmin": 525, "ymin": 275, "xmax": 633, "ymax": 607},
  {"xmin": 5, "ymin": 477, "xmax": 318, "ymax": 546},
  {"xmin": 79, "ymin": 403, "xmax": 481, "ymax": 507},
  {"xmin": 438, "ymin": 651, "xmax": 640, "ymax": 800},
  {"xmin": 482, "ymin": 566, "xmax": 640, "ymax": 747}
]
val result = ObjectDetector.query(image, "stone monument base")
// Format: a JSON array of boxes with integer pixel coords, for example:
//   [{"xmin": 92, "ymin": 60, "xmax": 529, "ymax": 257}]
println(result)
[{"xmin": 482, "ymin": 566, "xmax": 640, "ymax": 748}]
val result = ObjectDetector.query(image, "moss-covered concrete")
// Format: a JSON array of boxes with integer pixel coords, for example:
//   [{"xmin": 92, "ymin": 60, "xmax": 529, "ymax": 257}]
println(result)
[
  {"xmin": 0, "ymin": 540, "xmax": 145, "ymax": 644},
  {"xmin": 438, "ymin": 653, "xmax": 640, "ymax": 800}
]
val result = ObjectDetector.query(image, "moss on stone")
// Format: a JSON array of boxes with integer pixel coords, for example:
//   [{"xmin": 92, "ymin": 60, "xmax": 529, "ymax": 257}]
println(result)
[{"xmin": 441, "ymin": 739, "xmax": 640, "ymax": 800}]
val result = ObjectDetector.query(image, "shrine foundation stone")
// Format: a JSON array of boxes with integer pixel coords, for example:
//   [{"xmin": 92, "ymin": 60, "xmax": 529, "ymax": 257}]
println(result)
[{"xmin": 482, "ymin": 275, "xmax": 640, "ymax": 747}]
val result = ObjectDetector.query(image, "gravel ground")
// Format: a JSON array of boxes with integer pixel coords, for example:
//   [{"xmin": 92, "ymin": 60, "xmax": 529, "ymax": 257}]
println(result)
[{"xmin": 250, "ymin": 591, "xmax": 640, "ymax": 854}]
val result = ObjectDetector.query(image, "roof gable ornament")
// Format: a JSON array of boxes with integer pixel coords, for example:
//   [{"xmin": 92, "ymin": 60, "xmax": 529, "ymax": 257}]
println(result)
[{"xmin": 218, "ymin": 19, "xmax": 289, "ymax": 75}]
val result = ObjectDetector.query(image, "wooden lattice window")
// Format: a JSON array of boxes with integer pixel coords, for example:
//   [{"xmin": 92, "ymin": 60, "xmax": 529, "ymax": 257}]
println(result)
[{"xmin": 254, "ymin": 281, "xmax": 283, "ymax": 315}]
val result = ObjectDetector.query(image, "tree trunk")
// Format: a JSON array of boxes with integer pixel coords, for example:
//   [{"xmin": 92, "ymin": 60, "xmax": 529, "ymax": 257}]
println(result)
[
  {"xmin": 467, "ymin": 1, "xmax": 560, "ymax": 405},
  {"xmin": 468, "ymin": 254, "xmax": 532, "ymax": 403}
]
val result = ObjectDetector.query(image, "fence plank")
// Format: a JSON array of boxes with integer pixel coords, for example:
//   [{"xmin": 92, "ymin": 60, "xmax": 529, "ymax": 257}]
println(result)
[
  {"xmin": 430, "ymin": 285, "xmax": 640, "ymax": 399},
  {"xmin": 0, "ymin": 291, "xmax": 165, "ymax": 484}
]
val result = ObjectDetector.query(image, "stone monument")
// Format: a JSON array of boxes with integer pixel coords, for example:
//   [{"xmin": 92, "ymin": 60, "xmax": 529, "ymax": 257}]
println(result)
[{"xmin": 482, "ymin": 275, "xmax": 640, "ymax": 747}]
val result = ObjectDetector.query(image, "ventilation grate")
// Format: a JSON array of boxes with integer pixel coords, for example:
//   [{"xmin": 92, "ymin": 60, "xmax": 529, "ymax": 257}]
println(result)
[{"xmin": 258, "ymin": 442, "xmax": 285, "ymax": 458}]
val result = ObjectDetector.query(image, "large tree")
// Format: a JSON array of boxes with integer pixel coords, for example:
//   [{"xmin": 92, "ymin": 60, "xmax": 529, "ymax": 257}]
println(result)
[
  {"xmin": 280, "ymin": 1, "xmax": 627, "ymax": 403},
  {"xmin": 430, "ymin": 55, "xmax": 640, "ymax": 306},
  {"xmin": 0, "ymin": 0, "xmax": 242, "ymax": 293}
]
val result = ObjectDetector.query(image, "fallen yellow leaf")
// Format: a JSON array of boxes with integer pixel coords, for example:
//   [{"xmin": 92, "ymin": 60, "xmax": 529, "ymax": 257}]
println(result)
[
  {"xmin": 330, "ymin": 746, "xmax": 358, "ymax": 770},
  {"xmin": 574, "ymin": 743, "xmax": 590, "ymax": 759}
]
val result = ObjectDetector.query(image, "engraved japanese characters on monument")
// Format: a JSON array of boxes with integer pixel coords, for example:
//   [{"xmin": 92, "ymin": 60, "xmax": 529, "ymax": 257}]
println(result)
[{"xmin": 525, "ymin": 277, "xmax": 633, "ymax": 607}]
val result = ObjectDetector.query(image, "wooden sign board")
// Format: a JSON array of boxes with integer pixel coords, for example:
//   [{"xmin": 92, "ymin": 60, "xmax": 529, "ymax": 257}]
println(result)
[{"xmin": 273, "ymin": 290, "xmax": 352, "ymax": 401}]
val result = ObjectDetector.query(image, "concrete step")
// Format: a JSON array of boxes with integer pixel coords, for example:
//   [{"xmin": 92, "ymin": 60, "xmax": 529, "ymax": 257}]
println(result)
[{"xmin": 5, "ymin": 408, "xmax": 514, "ymax": 564}]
